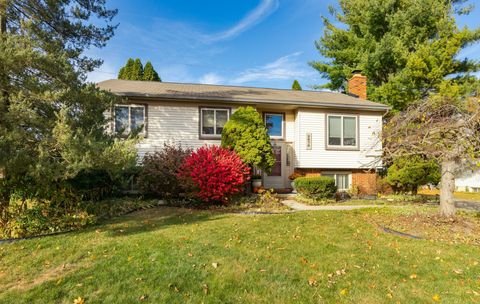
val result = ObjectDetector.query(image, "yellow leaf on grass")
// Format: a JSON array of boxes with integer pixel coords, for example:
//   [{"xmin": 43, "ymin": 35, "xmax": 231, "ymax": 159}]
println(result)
[
  {"xmin": 212, "ymin": 262, "xmax": 219, "ymax": 269},
  {"xmin": 340, "ymin": 289, "xmax": 348, "ymax": 296},
  {"xmin": 432, "ymin": 294, "xmax": 441, "ymax": 302},
  {"xmin": 73, "ymin": 297, "xmax": 85, "ymax": 304},
  {"xmin": 387, "ymin": 293, "xmax": 393, "ymax": 299},
  {"xmin": 308, "ymin": 277, "xmax": 317, "ymax": 287},
  {"xmin": 410, "ymin": 274, "xmax": 417, "ymax": 279}
]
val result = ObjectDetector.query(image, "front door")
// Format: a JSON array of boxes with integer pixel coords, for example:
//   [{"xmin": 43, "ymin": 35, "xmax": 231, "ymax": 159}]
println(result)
[{"xmin": 264, "ymin": 144, "xmax": 285, "ymax": 189}]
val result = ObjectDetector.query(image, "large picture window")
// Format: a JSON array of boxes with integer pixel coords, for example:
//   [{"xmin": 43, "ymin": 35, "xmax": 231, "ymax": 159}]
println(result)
[
  {"xmin": 265, "ymin": 113, "xmax": 284, "ymax": 139},
  {"xmin": 114, "ymin": 104, "xmax": 146, "ymax": 135},
  {"xmin": 200, "ymin": 108, "xmax": 230, "ymax": 138},
  {"xmin": 327, "ymin": 114, "xmax": 358, "ymax": 148}
]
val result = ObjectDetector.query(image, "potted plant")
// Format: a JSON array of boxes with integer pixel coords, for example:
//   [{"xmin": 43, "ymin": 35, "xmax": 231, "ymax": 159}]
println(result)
[
  {"xmin": 252, "ymin": 174, "xmax": 262, "ymax": 192},
  {"xmin": 288, "ymin": 172, "xmax": 302, "ymax": 193}
]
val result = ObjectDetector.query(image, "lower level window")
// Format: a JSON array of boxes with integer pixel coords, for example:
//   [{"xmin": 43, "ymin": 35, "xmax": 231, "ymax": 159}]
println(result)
[
  {"xmin": 322, "ymin": 172, "xmax": 351, "ymax": 190},
  {"xmin": 114, "ymin": 104, "xmax": 145, "ymax": 135}
]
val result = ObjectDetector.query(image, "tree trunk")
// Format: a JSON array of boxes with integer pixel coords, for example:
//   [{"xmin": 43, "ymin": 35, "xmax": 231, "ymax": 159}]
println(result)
[
  {"xmin": 439, "ymin": 159, "xmax": 456, "ymax": 217},
  {"xmin": 0, "ymin": 1, "xmax": 5, "ymax": 34}
]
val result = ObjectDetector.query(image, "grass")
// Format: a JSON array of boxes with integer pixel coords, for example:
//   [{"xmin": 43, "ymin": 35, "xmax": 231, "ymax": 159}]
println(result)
[
  {"xmin": 419, "ymin": 189, "xmax": 480, "ymax": 202},
  {"xmin": 1, "ymin": 204, "xmax": 480, "ymax": 303}
]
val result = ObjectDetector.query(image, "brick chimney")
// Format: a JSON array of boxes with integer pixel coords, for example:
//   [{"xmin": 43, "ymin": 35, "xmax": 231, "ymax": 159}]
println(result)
[{"xmin": 348, "ymin": 70, "xmax": 367, "ymax": 100}]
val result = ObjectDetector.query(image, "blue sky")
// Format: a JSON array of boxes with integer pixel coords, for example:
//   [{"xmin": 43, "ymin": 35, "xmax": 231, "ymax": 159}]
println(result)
[{"xmin": 87, "ymin": 0, "xmax": 480, "ymax": 90}]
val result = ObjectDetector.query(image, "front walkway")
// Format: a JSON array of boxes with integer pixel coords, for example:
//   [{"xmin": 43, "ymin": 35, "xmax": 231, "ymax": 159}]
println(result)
[{"xmin": 282, "ymin": 199, "xmax": 384, "ymax": 211}]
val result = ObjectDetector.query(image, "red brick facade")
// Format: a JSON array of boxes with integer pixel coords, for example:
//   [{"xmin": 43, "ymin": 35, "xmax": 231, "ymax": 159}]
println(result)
[
  {"xmin": 294, "ymin": 168, "xmax": 378, "ymax": 195},
  {"xmin": 347, "ymin": 73, "xmax": 367, "ymax": 100}
]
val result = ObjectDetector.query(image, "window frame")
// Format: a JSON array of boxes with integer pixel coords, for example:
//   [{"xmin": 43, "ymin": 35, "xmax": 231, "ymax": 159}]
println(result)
[
  {"xmin": 325, "ymin": 114, "xmax": 359, "ymax": 150},
  {"xmin": 264, "ymin": 112, "xmax": 285, "ymax": 140},
  {"xmin": 322, "ymin": 171, "xmax": 352, "ymax": 191},
  {"xmin": 113, "ymin": 103, "xmax": 147, "ymax": 137},
  {"xmin": 199, "ymin": 107, "xmax": 231, "ymax": 139}
]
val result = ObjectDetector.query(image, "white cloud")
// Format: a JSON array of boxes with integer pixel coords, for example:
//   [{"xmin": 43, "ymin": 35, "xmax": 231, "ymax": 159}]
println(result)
[
  {"xmin": 204, "ymin": 0, "xmax": 279, "ymax": 42},
  {"xmin": 230, "ymin": 52, "xmax": 315, "ymax": 84},
  {"xmin": 199, "ymin": 72, "xmax": 224, "ymax": 85}
]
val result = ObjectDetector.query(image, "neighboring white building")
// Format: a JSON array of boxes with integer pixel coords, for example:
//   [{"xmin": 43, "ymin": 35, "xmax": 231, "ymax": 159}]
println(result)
[
  {"xmin": 456, "ymin": 169, "xmax": 480, "ymax": 192},
  {"xmin": 98, "ymin": 73, "xmax": 389, "ymax": 194}
]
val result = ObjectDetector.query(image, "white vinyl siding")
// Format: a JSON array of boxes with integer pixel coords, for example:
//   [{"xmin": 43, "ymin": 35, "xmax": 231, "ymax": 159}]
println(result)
[
  {"xmin": 295, "ymin": 109, "xmax": 382, "ymax": 169},
  {"xmin": 134, "ymin": 101, "xmax": 237, "ymax": 159}
]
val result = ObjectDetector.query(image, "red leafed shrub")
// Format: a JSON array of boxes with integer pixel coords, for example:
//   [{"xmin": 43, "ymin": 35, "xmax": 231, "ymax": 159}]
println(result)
[{"xmin": 178, "ymin": 146, "xmax": 250, "ymax": 204}]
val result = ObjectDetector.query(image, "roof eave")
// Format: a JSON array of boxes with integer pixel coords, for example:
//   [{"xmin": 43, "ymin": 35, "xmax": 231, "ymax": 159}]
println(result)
[{"xmin": 110, "ymin": 92, "xmax": 391, "ymax": 112}]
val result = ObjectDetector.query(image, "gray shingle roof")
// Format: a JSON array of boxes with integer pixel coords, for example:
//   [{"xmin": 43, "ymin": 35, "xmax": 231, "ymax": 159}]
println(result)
[{"xmin": 97, "ymin": 79, "xmax": 390, "ymax": 111}]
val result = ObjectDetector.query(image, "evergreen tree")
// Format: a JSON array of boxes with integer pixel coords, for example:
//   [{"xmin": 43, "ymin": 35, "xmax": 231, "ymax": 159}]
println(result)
[
  {"xmin": 143, "ymin": 61, "xmax": 161, "ymax": 82},
  {"xmin": 131, "ymin": 58, "xmax": 144, "ymax": 80},
  {"xmin": 0, "ymin": 1, "xmax": 137, "ymax": 204},
  {"xmin": 118, "ymin": 66, "xmax": 126, "ymax": 79},
  {"xmin": 310, "ymin": 0, "xmax": 480, "ymax": 111},
  {"xmin": 118, "ymin": 58, "xmax": 135, "ymax": 80},
  {"xmin": 292, "ymin": 80, "xmax": 302, "ymax": 90}
]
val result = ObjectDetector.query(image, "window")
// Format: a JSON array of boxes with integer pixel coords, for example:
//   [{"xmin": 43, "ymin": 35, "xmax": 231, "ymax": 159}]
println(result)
[
  {"xmin": 327, "ymin": 115, "xmax": 358, "ymax": 148},
  {"xmin": 323, "ymin": 172, "xmax": 351, "ymax": 191},
  {"xmin": 265, "ymin": 113, "xmax": 284, "ymax": 139},
  {"xmin": 200, "ymin": 108, "xmax": 230, "ymax": 138},
  {"xmin": 114, "ymin": 104, "xmax": 146, "ymax": 135}
]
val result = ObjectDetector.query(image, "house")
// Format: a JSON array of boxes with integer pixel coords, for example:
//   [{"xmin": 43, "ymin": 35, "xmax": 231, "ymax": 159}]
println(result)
[
  {"xmin": 456, "ymin": 169, "xmax": 480, "ymax": 192},
  {"xmin": 97, "ymin": 72, "xmax": 390, "ymax": 194}
]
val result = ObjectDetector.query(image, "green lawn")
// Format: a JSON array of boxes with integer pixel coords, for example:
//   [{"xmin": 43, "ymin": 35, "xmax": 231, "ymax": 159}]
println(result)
[{"xmin": 1, "ymin": 206, "xmax": 479, "ymax": 303}]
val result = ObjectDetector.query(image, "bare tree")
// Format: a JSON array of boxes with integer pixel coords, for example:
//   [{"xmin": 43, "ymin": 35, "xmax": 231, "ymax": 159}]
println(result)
[{"xmin": 383, "ymin": 95, "xmax": 480, "ymax": 217}]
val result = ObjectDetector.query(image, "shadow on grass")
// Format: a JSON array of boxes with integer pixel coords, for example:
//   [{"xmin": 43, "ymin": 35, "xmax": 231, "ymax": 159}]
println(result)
[{"xmin": 99, "ymin": 207, "xmax": 224, "ymax": 238}]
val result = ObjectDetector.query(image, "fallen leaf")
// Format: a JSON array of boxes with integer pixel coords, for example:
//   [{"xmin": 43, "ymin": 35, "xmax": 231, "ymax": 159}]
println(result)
[
  {"xmin": 308, "ymin": 277, "xmax": 317, "ymax": 287},
  {"xmin": 212, "ymin": 262, "xmax": 218, "ymax": 269},
  {"xmin": 453, "ymin": 269, "xmax": 463, "ymax": 275},
  {"xmin": 139, "ymin": 295, "xmax": 148, "ymax": 301},
  {"xmin": 387, "ymin": 293, "xmax": 393, "ymax": 299},
  {"xmin": 73, "ymin": 297, "xmax": 85, "ymax": 304},
  {"xmin": 340, "ymin": 288, "xmax": 348, "ymax": 296},
  {"xmin": 202, "ymin": 284, "xmax": 209, "ymax": 295},
  {"xmin": 187, "ymin": 252, "xmax": 193, "ymax": 257},
  {"xmin": 409, "ymin": 274, "xmax": 417, "ymax": 279},
  {"xmin": 432, "ymin": 294, "xmax": 441, "ymax": 302}
]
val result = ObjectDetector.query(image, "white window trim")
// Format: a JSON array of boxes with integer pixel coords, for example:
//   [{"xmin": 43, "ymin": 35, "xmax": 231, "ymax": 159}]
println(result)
[
  {"xmin": 322, "ymin": 171, "xmax": 352, "ymax": 191},
  {"xmin": 200, "ymin": 107, "xmax": 230, "ymax": 138},
  {"xmin": 113, "ymin": 104, "xmax": 146, "ymax": 136},
  {"xmin": 326, "ymin": 114, "xmax": 359, "ymax": 149},
  {"xmin": 264, "ymin": 113, "xmax": 284, "ymax": 139}
]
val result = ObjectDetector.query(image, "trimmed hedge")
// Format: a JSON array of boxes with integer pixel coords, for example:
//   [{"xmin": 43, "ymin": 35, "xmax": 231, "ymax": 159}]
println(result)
[{"xmin": 294, "ymin": 176, "xmax": 337, "ymax": 199}]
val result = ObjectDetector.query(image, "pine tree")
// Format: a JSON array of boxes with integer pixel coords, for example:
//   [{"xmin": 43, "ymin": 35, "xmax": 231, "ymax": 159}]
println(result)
[
  {"xmin": 143, "ymin": 61, "xmax": 161, "ymax": 82},
  {"xmin": 292, "ymin": 80, "xmax": 302, "ymax": 90},
  {"xmin": 310, "ymin": 0, "xmax": 480, "ymax": 111}
]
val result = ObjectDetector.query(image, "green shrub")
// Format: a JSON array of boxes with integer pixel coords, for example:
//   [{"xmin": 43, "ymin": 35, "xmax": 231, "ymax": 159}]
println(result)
[
  {"xmin": 386, "ymin": 156, "xmax": 440, "ymax": 194},
  {"xmin": 294, "ymin": 176, "xmax": 337, "ymax": 199},
  {"xmin": 221, "ymin": 106, "xmax": 275, "ymax": 172},
  {"xmin": 0, "ymin": 194, "xmax": 94, "ymax": 239}
]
